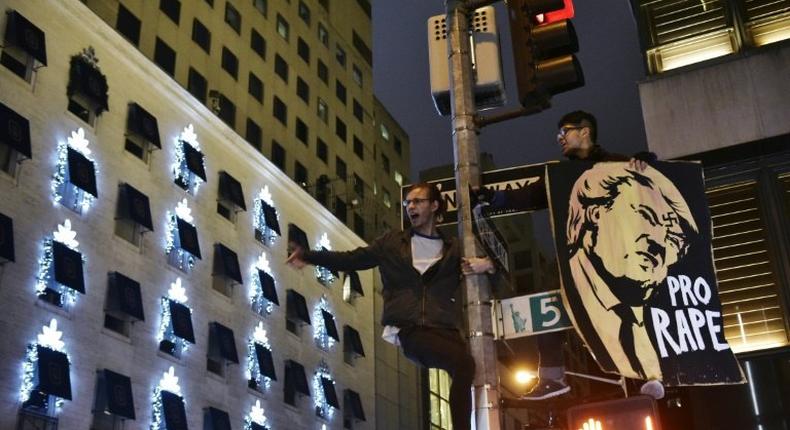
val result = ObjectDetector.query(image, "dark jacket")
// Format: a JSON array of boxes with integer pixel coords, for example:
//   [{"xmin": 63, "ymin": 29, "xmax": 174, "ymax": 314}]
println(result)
[{"xmin": 302, "ymin": 228, "xmax": 464, "ymax": 329}]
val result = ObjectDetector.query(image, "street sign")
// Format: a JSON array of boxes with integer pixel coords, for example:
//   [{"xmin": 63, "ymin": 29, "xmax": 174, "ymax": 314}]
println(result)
[
  {"xmin": 495, "ymin": 290, "xmax": 572, "ymax": 340},
  {"xmin": 401, "ymin": 162, "xmax": 553, "ymax": 228},
  {"xmin": 473, "ymin": 203, "xmax": 510, "ymax": 275}
]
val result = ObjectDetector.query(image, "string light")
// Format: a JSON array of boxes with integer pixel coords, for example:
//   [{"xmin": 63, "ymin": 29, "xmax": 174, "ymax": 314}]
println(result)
[
  {"xmin": 315, "ymin": 233, "xmax": 335, "ymax": 285},
  {"xmin": 245, "ymin": 399, "xmax": 270, "ymax": 430},
  {"xmin": 35, "ymin": 220, "xmax": 84, "ymax": 306},
  {"xmin": 171, "ymin": 124, "xmax": 204, "ymax": 194},
  {"xmin": 151, "ymin": 366, "xmax": 185, "ymax": 430},
  {"xmin": 157, "ymin": 278, "xmax": 192, "ymax": 355},
  {"xmin": 20, "ymin": 319, "xmax": 70, "ymax": 411},
  {"xmin": 313, "ymin": 360, "xmax": 335, "ymax": 420},
  {"xmin": 246, "ymin": 322, "xmax": 273, "ymax": 391},
  {"xmin": 250, "ymin": 252, "xmax": 275, "ymax": 316},
  {"xmin": 313, "ymin": 296, "xmax": 336, "ymax": 351},
  {"xmin": 253, "ymin": 187, "xmax": 279, "ymax": 246},
  {"xmin": 165, "ymin": 199, "xmax": 197, "ymax": 271},
  {"xmin": 51, "ymin": 128, "xmax": 96, "ymax": 212}
]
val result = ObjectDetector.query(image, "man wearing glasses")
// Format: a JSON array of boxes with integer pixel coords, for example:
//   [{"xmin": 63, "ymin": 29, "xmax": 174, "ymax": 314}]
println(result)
[
  {"xmin": 287, "ymin": 182, "xmax": 494, "ymax": 430},
  {"xmin": 482, "ymin": 110, "xmax": 657, "ymax": 400}
]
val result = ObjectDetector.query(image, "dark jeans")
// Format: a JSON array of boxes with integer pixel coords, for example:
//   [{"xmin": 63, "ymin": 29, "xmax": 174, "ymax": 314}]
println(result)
[{"xmin": 399, "ymin": 326, "xmax": 475, "ymax": 430}]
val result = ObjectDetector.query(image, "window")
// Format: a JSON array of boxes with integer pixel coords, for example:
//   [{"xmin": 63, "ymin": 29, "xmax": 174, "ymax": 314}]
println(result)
[
  {"xmin": 297, "ymin": 77, "xmax": 310, "ymax": 103},
  {"xmin": 353, "ymin": 99, "xmax": 364, "ymax": 123},
  {"xmin": 317, "ymin": 98, "xmax": 328, "ymax": 123},
  {"xmin": 318, "ymin": 23, "xmax": 329, "ymax": 47},
  {"xmin": 221, "ymin": 47, "xmax": 238, "ymax": 79},
  {"xmin": 317, "ymin": 138, "xmax": 328, "ymax": 163},
  {"xmin": 248, "ymin": 72, "xmax": 263, "ymax": 102},
  {"xmin": 273, "ymin": 96, "xmax": 287, "ymax": 125},
  {"xmin": 352, "ymin": 30, "xmax": 372, "ymax": 66},
  {"xmin": 319, "ymin": 0, "xmax": 329, "ymax": 11},
  {"xmin": 216, "ymin": 171, "xmax": 247, "ymax": 223},
  {"xmin": 114, "ymin": 183, "xmax": 154, "ymax": 247},
  {"xmin": 216, "ymin": 93, "xmax": 236, "ymax": 128},
  {"xmin": 253, "ymin": 0, "xmax": 267, "ymax": 16},
  {"xmin": 381, "ymin": 153, "xmax": 391, "ymax": 173},
  {"xmin": 276, "ymin": 14, "xmax": 290, "ymax": 41},
  {"xmin": 154, "ymin": 37, "xmax": 176, "ymax": 76},
  {"xmin": 394, "ymin": 170, "xmax": 403, "ymax": 186},
  {"xmin": 286, "ymin": 289, "xmax": 311, "ymax": 336},
  {"xmin": 187, "ymin": 67, "xmax": 207, "ymax": 103},
  {"xmin": 297, "ymin": 37, "xmax": 310, "ymax": 63},
  {"xmin": 192, "ymin": 18, "xmax": 211, "ymax": 53},
  {"xmin": 251, "ymin": 29, "xmax": 266, "ymax": 59},
  {"xmin": 246, "ymin": 118, "xmax": 262, "ymax": 151},
  {"xmin": 298, "ymin": 1, "xmax": 311, "ymax": 24},
  {"xmin": 166, "ymin": 203, "xmax": 202, "ymax": 270},
  {"xmin": 160, "ymin": 0, "xmax": 181, "ymax": 25},
  {"xmin": 355, "ymin": 0, "xmax": 371, "ymax": 17},
  {"xmin": 317, "ymin": 59, "xmax": 329, "ymax": 84},
  {"xmin": 380, "ymin": 123, "xmax": 390, "ymax": 141},
  {"xmin": 271, "ymin": 140, "xmax": 285, "ymax": 170},
  {"xmin": 344, "ymin": 389, "xmax": 367, "ymax": 427},
  {"xmin": 207, "ymin": 322, "xmax": 239, "ymax": 377},
  {"xmin": 335, "ymin": 197, "xmax": 347, "ymax": 223},
  {"xmin": 103, "ymin": 272, "xmax": 145, "ymax": 338},
  {"xmin": 352, "ymin": 64, "xmax": 363, "ymax": 87},
  {"xmin": 91, "ymin": 369, "xmax": 136, "ymax": 429},
  {"xmin": 336, "ymin": 156, "xmax": 347, "ymax": 180},
  {"xmin": 254, "ymin": 197, "xmax": 281, "ymax": 246},
  {"xmin": 335, "ymin": 117, "xmax": 347, "ymax": 142},
  {"xmin": 295, "ymin": 161, "xmax": 308, "ymax": 187},
  {"xmin": 343, "ymin": 324, "xmax": 365, "ymax": 364},
  {"xmin": 0, "ymin": 102, "xmax": 32, "ymax": 178},
  {"xmin": 335, "ymin": 45, "xmax": 346, "ymax": 67},
  {"xmin": 224, "ymin": 2, "xmax": 241, "ymax": 34},
  {"xmin": 353, "ymin": 136, "xmax": 364, "ymax": 160},
  {"xmin": 336, "ymin": 80, "xmax": 347, "ymax": 104},
  {"xmin": 1, "ymin": 11, "xmax": 47, "ymax": 83},
  {"xmin": 353, "ymin": 213, "xmax": 365, "ymax": 237},
  {"xmin": 212, "ymin": 243, "xmax": 243, "ymax": 296},
  {"xmin": 394, "ymin": 136, "xmax": 402, "ymax": 155},
  {"xmin": 284, "ymin": 359, "xmax": 310, "ymax": 406},
  {"xmin": 275, "ymin": 54, "xmax": 289, "ymax": 82},
  {"xmin": 203, "ymin": 408, "xmax": 232, "ymax": 430},
  {"xmin": 158, "ymin": 298, "xmax": 195, "ymax": 358},
  {"xmin": 429, "ymin": 369, "xmax": 453, "ymax": 430},
  {"xmin": 296, "ymin": 118, "xmax": 309, "ymax": 145},
  {"xmin": 383, "ymin": 188, "xmax": 392, "ymax": 209},
  {"xmin": 353, "ymin": 173, "xmax": 364, "ymax": 198},
  {"xmin": 55, "ymin": 146, "xmax": 98, "ymax": 215},
  {"xmin": 65, "ymin": 54, "xmax": 108, "ymax": 126},
  {"xmin": 116, "ymin": 4, "xmax": 141, "ymax": 46}
]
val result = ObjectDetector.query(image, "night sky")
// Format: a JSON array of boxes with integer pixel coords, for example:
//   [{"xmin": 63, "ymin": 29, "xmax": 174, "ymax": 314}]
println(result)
[{"xmin": 373, "ymin": 1, "xmax": 650, "ymax": 178}]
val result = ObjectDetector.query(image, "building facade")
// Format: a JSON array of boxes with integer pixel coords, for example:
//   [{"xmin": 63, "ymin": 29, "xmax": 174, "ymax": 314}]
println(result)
[
  {"xmin": 0, "ymin": 1, "xmax": 376, "ymax": 429},
  {"xmin": 79, "ymin": 0, "xmax": 410, "ymax": 242},
  {"xmin": 631, "ymin": 0, "xmax": 790, "ymax": 427}
]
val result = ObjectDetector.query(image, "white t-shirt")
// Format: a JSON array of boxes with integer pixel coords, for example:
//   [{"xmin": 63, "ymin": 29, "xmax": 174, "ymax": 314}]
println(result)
[{"xmin": 382, "ymin": 232, "xmax": 444, "ymax": 346}]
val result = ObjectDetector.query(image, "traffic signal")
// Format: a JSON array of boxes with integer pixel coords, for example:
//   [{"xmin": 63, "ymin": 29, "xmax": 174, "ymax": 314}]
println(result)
[{"xmin": 508, "ymin": 0, "xmax": 584, "ymax": 108}]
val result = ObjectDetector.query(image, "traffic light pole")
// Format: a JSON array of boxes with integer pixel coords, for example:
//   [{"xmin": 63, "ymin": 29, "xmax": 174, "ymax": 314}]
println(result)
[{"xmin": 445, "ymin": 1, "xmax": 501, "ymax": 429}]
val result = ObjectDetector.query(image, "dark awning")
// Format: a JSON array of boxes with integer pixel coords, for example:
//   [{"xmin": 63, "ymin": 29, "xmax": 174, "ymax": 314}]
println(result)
[
  {"xmin": 126, "ymin": 103, "xmax": 161, "ymax": 148},
  {"xmin": 169, "ymin": 300, "xmax": 195, "ymax": 344},
  {"xmin": 68, "ymin": 56, "xmax": 109, "ymax": 114},
  {"xmin": 67, "ymin": 147, "xmax": 97, "ymax": 197},
  {"xmin": 182, "ymin": 141, "xmax": 207, "ymax": 182},
  {"xmin": 257, "ymin": 270, "xmax": 279, "ymax": 305},
  {"xmin": 286, "ymin": 289, "xmax": 310, "ymax": 325},
  {"xmin": 4, "ymin": 11, "xmax": 47, "ymax": 65},
  {"xmin": 205, "ymin": 407, "xmax": 231, "ymax": 430},
  {"xmin": 107, "ymin": 272, "xmax": 145, "ymax": 321},
  {"xmin": 250, "ymin": 422, "xmax": 268, "ymax": 430},
  {"xmin": 209, "ymin": 322, "xmax": 239, "ymax": 363},
  {"xmin": 254, "ymin": 343, "xmax": 277, "ymax": 381},
  {"xmin": 287, "ymin": 223, "xmax": 309, "ymax": 251},
  {"xmin": 36, "ymin": 345, "xmax": 71, "ymax": 400},
  {"xmin": 344, "ymin": 272, "xmax": 364, "ymax": 297},
  {"xmin": 218, "ymin": 171, "xmax": 246, "ymax": 210},
  {"xmin": 0, "ymin": 101, "xmax": 32, "ymax": 159},
  {"xmin": 261, "ymin": 201, "xmax": 280, "ymax": 235},
  {"xmin": 213, "ymin": 243, "xmax": 242, "ymax": 284},
  {"xmin": 161, "ymin": 390, "xmax": 188, "ymax": 430},
  {"xmin": 320, "ymin": 246, "xmax": 339, "ymax": 278},
  {"xmin": 98, "ymin": 369, "xmax": 136, "ymax": 420},
  {"xmin": 321, "ymin": 376, "xmax": 339, "ymax": 408},
  {"xmin": 344, "ymin": 325, "xmax": 365, "ymax": 357},
  {"xmin": 52, "ymin": 241, "xmax": 84, "ymax": 293},
  {"xmin": 0, "ymin": 212, "xmax": 15, "ymax": 263},
  {"xmin": 321, "ymin": 310, "xmax": 339, "ymax": 341},
  {"xmin": 176, "ymin": 218, "xmax": 201, "ymax": 259},
  {"xmin": 285, "ymin": 360, "xmax": 310, "ymax": 396},
  {"xmin": 118, "ymin": 183, "xmax": 153, "ymax": 231},
  {"xmin": 345, "ymin": 389, "xmax": 366, "ymax": 421}
]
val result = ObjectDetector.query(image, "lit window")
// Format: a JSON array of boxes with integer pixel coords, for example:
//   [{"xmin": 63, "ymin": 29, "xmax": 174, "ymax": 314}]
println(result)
[
  {"xmin": 277, "ymin": 14, "xmax": 289, "ymax": 40},
  {"xmin": 318, "ymin": 23, "xmax": 329, "ymax": 46}
]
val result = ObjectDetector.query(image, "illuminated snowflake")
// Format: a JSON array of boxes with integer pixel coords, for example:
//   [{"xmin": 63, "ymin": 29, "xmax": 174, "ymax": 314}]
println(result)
[
  {"xmin": 174, "ymin": 198, "xmax": 193, "ymax": 223},
  {"xmin": 179, "ymin": 124, "xmax": 200, "ymax": 150},
  {"xmin": 53, "ymin": 219, "xmax": 79, "ymax": 250},
  {"xmin": 67, "ymin": 127, "xmax": 91, "ymax": 156},
  {"xmin": 158, "ymin": 366, "xmax": 181, "ymax": 395},
  {"xmin": 37, "ymin": 319, "xmax": 65, "ymax": 351},
  {"xmin": 167, "ymin": 278, "xmax": 188, "ymax": 304}
]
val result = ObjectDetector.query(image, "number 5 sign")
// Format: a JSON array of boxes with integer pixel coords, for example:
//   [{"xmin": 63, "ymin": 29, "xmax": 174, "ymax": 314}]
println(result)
[{"xmin": 495, "ymin": 290, "xmax": 573, "ymax": 340}]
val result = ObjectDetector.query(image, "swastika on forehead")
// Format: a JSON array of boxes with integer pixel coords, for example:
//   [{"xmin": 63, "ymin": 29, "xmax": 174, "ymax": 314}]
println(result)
[{"xmin": 662, "ymin": 212, "xmax": 679, "ymax": 226}]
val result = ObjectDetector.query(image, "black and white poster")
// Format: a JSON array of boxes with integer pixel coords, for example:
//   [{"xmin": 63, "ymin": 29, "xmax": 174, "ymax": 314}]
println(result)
[{"xmin": 547, "ymin": 161, "xmax": 744, "ymax": 386}]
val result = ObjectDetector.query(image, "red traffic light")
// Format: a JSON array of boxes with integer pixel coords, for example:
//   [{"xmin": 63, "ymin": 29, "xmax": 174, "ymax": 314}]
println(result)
[{"xmin": 536, "ymin": 0, "xmax": 575, "ymax": 25}]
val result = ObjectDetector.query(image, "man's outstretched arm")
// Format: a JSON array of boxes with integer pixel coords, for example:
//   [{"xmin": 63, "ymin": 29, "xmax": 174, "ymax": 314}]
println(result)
[{"xmin": 286, "ymin": 237, "xmax": 384, "ymax": 272}]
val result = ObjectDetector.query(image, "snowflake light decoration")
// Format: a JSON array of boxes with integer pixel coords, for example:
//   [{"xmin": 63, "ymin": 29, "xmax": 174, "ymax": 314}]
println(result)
[
  {"xmin": 151, "ymin": 366, "xmax": 185, "ymax": 430},
  {"xmin": 171, "ymin": 124, "xmax": 204, "ymax": 194},
  {"xmin": 20, "ymin": 319, "xmax": 70, "ymax": 409},
  {"xmin": 315, "ymin": 233, "xmax": 335, "ymax": 285},
  {"xmin": 247, "ymin": 321, "xmax": 274, "ymax": 391},
  {"xmin": 313, "ymin": 360, "xmax": 335, "ymax": 420},
  {"xmin": 253, "ymin": 186, "xmax": 279, "ymax": 246},
  {"xmin": 52, "ymin": 128, "xmax": 96, "ymax": 212},
  {"xmin": 313, "ymin": 296, "xmax": 336, "ymax": 350},
  {"xmin": 165, "ymin": 199, "xmax": 197, "ymax": 271},
  {"xmin": 35, "ymin": 219, "xmax": 84, "ymax": 306},
  {"xmin": 245, "ymin": 400, "xmax": 270, "ymax": 430},
  {"xmin": 250, "ymin": 252, "xmax": 275, "ymax": 315}
]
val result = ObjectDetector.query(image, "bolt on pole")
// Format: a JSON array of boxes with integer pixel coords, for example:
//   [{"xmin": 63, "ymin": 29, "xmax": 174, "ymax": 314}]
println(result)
[{"xmin": 445, "ymin": 1, "xmax": 501, "ymax": 429}]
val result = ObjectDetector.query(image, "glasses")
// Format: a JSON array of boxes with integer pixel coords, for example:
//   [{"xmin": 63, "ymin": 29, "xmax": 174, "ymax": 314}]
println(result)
[
  {"xmin": 402, "ymin": 198, "xmax": 431, "ymax": 207},
  {"xmin": 558, "ymin": 126, "xmax": 585, "ymax": 138}
]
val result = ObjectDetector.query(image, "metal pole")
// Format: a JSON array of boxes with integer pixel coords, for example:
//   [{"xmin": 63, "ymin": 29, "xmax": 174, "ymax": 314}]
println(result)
[{"xmin": 445, "ymin": 1, "xmax": 501, "ymax": 429}]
